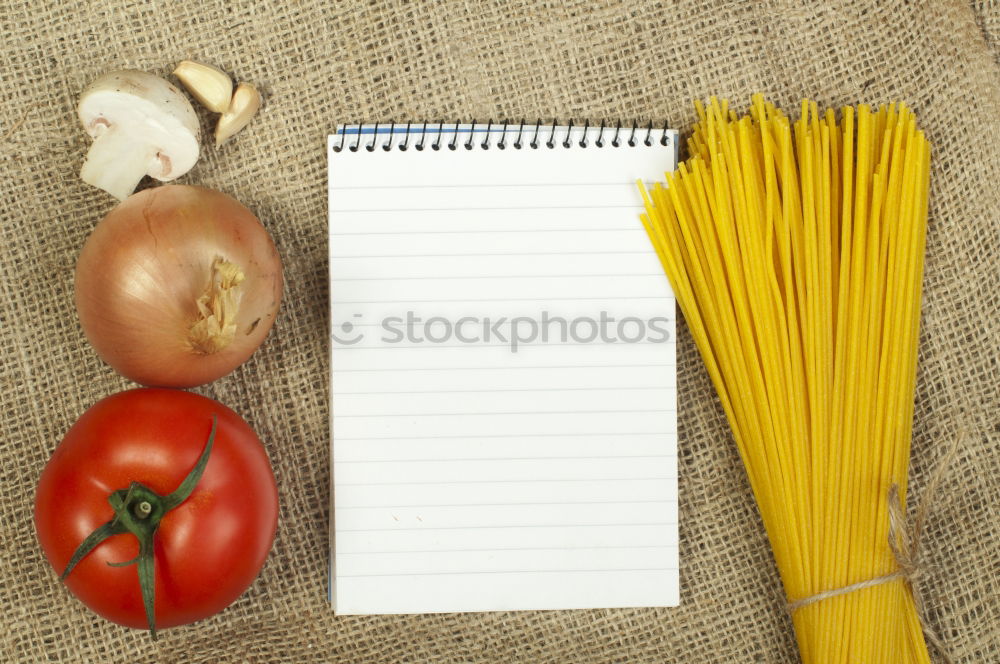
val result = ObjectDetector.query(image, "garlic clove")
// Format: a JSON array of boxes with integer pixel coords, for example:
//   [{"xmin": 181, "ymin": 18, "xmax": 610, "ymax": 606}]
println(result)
[
  {"xmin": 173, "ymin": 60, "xmax": 233, "ymax": 114},
  {"xmin": 215, "ymin": 83, "xmax": 261, "ymax": 147}
]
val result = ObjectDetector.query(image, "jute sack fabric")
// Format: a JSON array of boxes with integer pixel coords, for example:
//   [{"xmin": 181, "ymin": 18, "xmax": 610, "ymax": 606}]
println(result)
[{"xmin": 0, "ymin": 1, "xmax": 997, "ymax": 662}]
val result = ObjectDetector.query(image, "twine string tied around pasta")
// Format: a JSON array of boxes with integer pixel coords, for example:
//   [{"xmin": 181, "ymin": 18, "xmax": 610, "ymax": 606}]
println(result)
[{"xmin": 786, "ymin": 431, "xmax": 965, "ymax": 664}]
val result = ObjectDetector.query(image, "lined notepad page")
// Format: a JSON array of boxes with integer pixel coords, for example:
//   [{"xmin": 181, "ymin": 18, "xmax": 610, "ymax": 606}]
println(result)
[{"xmin": 329, "ymin": 124, "xmax": 679, "ymax": 614}]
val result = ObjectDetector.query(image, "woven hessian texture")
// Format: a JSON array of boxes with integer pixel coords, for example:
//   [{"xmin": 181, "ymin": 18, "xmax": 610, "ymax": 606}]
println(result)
[{"xmin": 1, "ymin": 1, "xmax": 997, "ymax": 662}]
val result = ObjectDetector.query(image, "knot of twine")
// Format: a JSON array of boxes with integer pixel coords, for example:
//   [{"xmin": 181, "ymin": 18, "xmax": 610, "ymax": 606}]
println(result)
[{"xmin": 786, "ymin": 432, "xmax": 964, "ymax": 664}]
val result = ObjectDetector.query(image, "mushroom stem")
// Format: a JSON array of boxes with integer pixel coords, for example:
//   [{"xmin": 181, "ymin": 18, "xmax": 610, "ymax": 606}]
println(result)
[{"xmin": 80, "ymin": 126, "xmax": 153, "ymax": 200}]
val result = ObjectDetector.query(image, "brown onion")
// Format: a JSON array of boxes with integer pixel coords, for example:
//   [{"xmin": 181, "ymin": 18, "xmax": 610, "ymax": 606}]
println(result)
[{"xmin": 75, "ymin": 185, "xmax": 283, "ymax": 387}]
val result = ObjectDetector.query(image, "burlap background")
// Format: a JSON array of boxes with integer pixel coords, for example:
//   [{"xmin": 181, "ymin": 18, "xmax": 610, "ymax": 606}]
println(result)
[{"xmin": 1, "ymin": 1, "xmax": 997, "ymax": 662}]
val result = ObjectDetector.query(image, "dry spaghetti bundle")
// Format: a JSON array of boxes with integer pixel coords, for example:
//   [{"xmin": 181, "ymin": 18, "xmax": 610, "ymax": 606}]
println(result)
[{"xmin": 640, "ymin": 96, "xmax": 932, "ymax": 663}]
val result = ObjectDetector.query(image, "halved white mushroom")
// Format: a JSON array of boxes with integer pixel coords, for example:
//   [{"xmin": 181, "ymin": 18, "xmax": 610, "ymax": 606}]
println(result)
[{"xmin": 78, "ymin": 70, "xmax": 200, "ymax": 200}]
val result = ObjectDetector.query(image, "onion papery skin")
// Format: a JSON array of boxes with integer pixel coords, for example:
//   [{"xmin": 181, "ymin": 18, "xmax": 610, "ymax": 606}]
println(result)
[{"xmin": 75, "ymin": 185, "xmax": 283, "ymax": 387}]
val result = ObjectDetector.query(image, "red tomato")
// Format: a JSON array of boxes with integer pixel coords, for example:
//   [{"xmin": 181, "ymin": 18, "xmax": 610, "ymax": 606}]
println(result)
[{"xmin": 34, "ymin": 388, "xmax": 278, "ymax": 632}]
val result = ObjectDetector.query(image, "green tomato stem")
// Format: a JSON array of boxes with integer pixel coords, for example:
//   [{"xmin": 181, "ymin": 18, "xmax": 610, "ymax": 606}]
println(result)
[{"xmin": 58, "ymin": 415, "xmax": 218, "ymax": 639}]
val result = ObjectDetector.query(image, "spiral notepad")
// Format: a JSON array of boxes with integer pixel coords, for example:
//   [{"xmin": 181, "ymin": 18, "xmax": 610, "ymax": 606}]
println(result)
[{"xmin": 328, "ymin": 122, "xmax": 680, "ymax": 615}]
